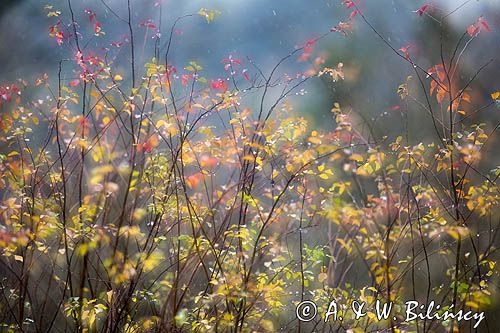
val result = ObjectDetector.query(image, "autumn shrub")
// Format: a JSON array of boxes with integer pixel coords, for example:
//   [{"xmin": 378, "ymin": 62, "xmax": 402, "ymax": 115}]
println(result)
[{"xmin": 0, "ymin": 1, "xmax": 498, "ymax": 332}]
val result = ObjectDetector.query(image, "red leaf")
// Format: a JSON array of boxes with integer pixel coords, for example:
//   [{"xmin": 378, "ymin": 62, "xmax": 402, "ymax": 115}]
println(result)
[
  {"xmin": 399, "ymin": 44, "xmax": 411, "ymax": 60},
  {"xmin": 200, "ymin": 155, "xmax": 219, "ymax": 169},
  {"xmin": 342, "ymin": 0, "xmax": 354, "ymax": 9},
  {"xmin": 242, "ymin": 69, "xmax": 250, "ymax": 81},
  {"xmin": 210, "ymin": 79, "xmax": 227, "ymax": 92},
  {"xmin": 56, "ymin": 32, "xmax": 64, "ymax": 46},
  {"xmin": 78, "ymin": 116, "xmax": 91, "ymax": 136},
  {"xmin": 349, "ymin": 10, "xmax": 358, "ymax": 20},
  {"xmin": 139, "ymin": 20, "xmax": 157, "ymax": 29},
  {"xmin": 69, "ymin": 79, "xmax": 80, "ymax": 87},
  {"xmin": 143, "ymin": 142, "xmax": 152, "ymax": 153},
  {"xmin": 467, "ymin": 24, "xmax": 480, "ymax": 37},
  {"xmin": 110, "ymin": 35, "xmax": 129, "ymax": 48},
  {"xmin": 299, "ymin": 39, "xmax": 316, "ymax": 62},
  {"xmin": 417, "ymin": 4, "xmax": 429, "ymax": 16},
  {"xmin": 468, "ymin": 16, "xmax": 492, "ymax": 37},
  {"xmin": 480, "ymin": 17, "xmax": 491, "ymax": 32},
  {"xmin": 181, "ymin": 74, "xmax": 191, "ymax": 86},
  {"xmin": 222, "ymin": 56, "xmax": 242, "ymax": 67},
  {"xmin": 84, "ymin": 9, "xmax": 96, "ymax": 23},
  {"xmin": 94, "ymin": 21, "xmax": 102, "ymax": 34}
]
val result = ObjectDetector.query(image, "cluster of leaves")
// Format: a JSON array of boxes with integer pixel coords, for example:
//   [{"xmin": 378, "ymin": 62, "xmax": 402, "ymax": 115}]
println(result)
[{"xmin": 0, "ymin": 1, "xmax": 498, "ymax": 332}]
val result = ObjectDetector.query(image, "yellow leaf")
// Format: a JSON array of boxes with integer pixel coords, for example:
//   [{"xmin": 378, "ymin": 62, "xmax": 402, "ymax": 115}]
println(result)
[
  {"xmin": 465, "ymin": 301, "xmax": 480, "ymax": 309},
  {"xmin": 349, "ymin": 154, "xmax": 364, "ymax": 162},
  {"xmin": 133, "ymin": 208, "xmax": 146, "ymax": 221},
  {"xmin": 114, "ymin": 74, "xmax": 123, "ymax": 81},
  {"xmin": 77, "ymin": 244, "xmax": 88, "ymax": 257},
  {"xmin": 308, "ymin": 136, "xmax": 321, "ymax": 144},
  {"xmin": 337, "ymin": 239, "xmax": 351, "ymax": 253},
  {"xmin": 14, "ymin": 255, "xmax": 23, "ymax": 262},
  {"xmin": 143, "ymin": 251, "xmax": 164, "ymax": 272},
  {"xmin": 243, "ymin": 154, "xmax": 255, "ymax": 162},
  {"xmin": 106, "ymin": 290, "xmax": 113, "ymax": 303},
  {"xmin": 198, "ymin": 8, "xmax": 221, "ymax": 23},
  {"xmin": 491, "ymin": 91, "xmax": 500, "ymax": 100},
  {"xmin": 446, "ymin": 226, "xmax": 469, "ymax": 240}
]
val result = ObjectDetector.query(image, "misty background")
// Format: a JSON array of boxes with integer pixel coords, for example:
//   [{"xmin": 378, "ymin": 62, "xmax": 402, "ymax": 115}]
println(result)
[{"xmin": 0, "ymin": 1, "xmax": 498, "ymax": 136}]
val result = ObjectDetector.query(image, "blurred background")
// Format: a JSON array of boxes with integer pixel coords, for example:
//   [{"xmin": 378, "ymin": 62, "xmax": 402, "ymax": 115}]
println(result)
[
  {"xmin": 0, "ymin": 0, "xmax": 499, "ymax": 134},
  {"xmin": 0, "ymin": 0, "xmax": 499, "ymax": 148},
  {"xmin": 1, "ymin": 0, "xmax": 498, "ymax": 171}
]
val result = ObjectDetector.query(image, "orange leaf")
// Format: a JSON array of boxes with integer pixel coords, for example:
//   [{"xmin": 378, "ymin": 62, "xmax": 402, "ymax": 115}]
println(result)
[
  {"xmin": 69, "ymin": 79, "xmax": 80, "ymax": 87},
  {"xmin": 200, "ymin": 155, "xmax": 218, "ymax": 169},
  {"xmin": 186, "ymin": 172, "xmax": 204, "ymax": 188}
]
